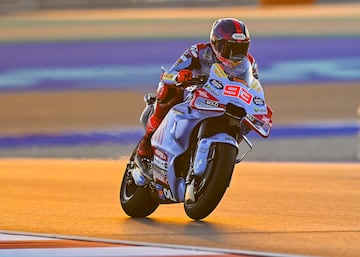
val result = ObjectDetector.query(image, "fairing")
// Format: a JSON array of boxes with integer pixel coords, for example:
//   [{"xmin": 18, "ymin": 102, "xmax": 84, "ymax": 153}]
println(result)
[{"xmin": 150, "ymin": 57, "xmax": 272, "ymax": 202}]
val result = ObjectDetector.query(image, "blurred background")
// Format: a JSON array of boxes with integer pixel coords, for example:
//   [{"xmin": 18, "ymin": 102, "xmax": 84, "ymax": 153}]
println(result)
[{"xmin": 0, "ymin": 0, "xmax": 359, "ymax": 161}]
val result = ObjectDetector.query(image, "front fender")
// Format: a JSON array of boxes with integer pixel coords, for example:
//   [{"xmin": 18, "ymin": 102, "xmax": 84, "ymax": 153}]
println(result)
[{"xmin": 193, "ymin": 133, "xmax": 238, "ymax": 177}]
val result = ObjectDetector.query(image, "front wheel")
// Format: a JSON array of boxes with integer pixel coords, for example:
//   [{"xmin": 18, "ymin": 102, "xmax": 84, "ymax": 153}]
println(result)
[
  {"xmin": 119, "ymin": 148, "xmax": 159, "ymax": 218},
  {"xmin": 184, "ymin": 143, "xmax": 237, "ymax": 220}
]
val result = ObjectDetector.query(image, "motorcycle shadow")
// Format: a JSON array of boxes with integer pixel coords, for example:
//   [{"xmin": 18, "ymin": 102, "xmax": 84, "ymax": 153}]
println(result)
[{"xmin": 120, "ymin": 215, "xmax": 228, "ymax": 240}]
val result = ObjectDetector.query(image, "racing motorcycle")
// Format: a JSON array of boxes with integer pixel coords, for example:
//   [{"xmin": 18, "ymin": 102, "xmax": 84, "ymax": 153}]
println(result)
[{"xmin": 120, "ymin": 56, "xmax": 272, "ymax": 220}]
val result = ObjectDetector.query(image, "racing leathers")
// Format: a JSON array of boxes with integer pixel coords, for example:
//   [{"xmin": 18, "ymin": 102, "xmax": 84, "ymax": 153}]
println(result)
[{"xmin": 136, "ymin": 42, "xmax": 259, "ymax": 159}]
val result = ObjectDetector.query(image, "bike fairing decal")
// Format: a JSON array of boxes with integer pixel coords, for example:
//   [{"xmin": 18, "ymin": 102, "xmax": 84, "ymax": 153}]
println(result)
[
  {"xmin": 223, "ymin": 84, "xmax": 253, "ymax": 105},
  {"xmin": 155, "ymin": 181, "xmax": 179, "ymax": 203},
  {"xmin": 153, "ymin": 149, "xmax": 169, "ymax": 184},
  {"xmin": 190, "ymin": 88, "xmax": 225, "ymax": 112}
]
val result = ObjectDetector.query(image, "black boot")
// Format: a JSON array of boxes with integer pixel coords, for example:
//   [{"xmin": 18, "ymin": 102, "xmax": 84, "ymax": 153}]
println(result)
[
  {"xmin": 134, "ymin": 136, "xmax": 153, "ymax": 181},
  {"xmin": 134, "ymin": 154, "xmax": 152, "ymax": 182}
]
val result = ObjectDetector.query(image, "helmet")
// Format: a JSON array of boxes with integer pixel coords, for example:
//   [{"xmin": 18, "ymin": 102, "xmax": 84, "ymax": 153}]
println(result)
[{"xmin": 210, "ymin": 18, "xmax": 250, "ymax": 65}]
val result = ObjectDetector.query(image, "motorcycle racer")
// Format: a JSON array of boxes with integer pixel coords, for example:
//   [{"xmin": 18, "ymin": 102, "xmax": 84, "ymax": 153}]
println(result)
[{"xmin": 135, "ymin": 18, "xmax": 261, "ymax": 177}]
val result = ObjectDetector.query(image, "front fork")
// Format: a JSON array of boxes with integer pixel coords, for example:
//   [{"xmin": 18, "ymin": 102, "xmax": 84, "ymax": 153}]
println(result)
[
  {"xmin": 184, "ymin": 133, "xmax": 253, "ymax": 204},
  {"xmin": 236, "ymin": 135, "xmax": 253, "ymax": 163}
]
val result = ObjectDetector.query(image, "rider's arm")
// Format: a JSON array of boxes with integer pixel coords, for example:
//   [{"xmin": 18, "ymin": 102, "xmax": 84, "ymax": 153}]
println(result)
[{"xmin": 160, "ymin": 44, "xmax": 201, "ymax": 86}]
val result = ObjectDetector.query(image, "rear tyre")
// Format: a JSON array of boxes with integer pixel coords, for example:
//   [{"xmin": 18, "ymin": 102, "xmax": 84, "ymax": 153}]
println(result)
[
  {"xmin": 184, "ymin": 143, "xmax": 237, "ymax": 220},
  {"xmin": 119, "ymin": 147, "xmax": 159, "ymax": 218}
]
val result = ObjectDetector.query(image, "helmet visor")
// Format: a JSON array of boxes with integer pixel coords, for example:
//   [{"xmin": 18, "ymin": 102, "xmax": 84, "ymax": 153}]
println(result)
[
  {"xmin": 213, "ymin": 39, "xmax": 249, "ymax": 59},
  {"xmin": 226, "ymin": 41, "xmax": 249, "ymax": 59},
  {"xmin": 215, "ymin": 40, "xmax": 249, "ymax": 59}
]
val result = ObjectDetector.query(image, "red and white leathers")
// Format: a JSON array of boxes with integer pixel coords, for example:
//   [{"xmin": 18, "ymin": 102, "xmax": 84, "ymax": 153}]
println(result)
[{"xmin": 137, "ymin": 42, "xmax": 259, "ymax": 158}]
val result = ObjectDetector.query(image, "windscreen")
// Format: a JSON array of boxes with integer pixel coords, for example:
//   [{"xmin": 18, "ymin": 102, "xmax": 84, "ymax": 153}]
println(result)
[{"xmin": 222, "ymin": 55, "xmax": 253, "ymax": 85}]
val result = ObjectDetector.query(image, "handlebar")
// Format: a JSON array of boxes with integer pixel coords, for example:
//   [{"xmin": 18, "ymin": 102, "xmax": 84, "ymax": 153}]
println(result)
[{"xmin": 187, "ymin": 75, "xmax": 208, "ymax": 85}]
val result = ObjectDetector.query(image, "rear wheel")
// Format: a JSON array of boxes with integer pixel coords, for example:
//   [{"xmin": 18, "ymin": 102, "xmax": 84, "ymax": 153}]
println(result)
[
  {"xmin": 184, "ymin": 143, "xmax": 237, "ymax": 220},
  {"xmin": 119, "ymin": 147, "xmax": 159, "ymax": 218}
]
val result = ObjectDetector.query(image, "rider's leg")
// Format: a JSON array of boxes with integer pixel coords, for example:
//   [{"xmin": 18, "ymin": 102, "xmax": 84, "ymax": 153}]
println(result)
[{"xmin": 136, "ymin": 82, "xmax": 184, "ymax": 159}]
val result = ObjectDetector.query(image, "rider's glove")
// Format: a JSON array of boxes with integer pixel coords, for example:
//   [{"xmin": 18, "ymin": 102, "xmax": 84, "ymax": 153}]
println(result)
[{"xmin": 175, "ymin": 70, "xmax": 193, "ymax": 86}]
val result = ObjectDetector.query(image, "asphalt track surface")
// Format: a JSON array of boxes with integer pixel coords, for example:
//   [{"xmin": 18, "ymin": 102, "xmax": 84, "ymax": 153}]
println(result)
[
  {"xmin": 0, "ymin": 3, "xmax": 360, "ymax": 257},
  {"xmin": 1, "ymin": 159, "xmax": 359, "ymax": 257}
]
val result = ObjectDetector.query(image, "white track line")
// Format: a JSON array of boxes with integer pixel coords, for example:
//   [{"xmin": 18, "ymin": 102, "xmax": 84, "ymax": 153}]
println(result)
[{"xmin": 0, "ymin": 230, "xmax": 319, "ymax": 257}]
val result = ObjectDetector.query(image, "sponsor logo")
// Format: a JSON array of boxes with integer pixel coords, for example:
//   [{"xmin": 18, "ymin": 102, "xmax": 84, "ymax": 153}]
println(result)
[
  {"xmin": 154, "ymin": 155, "xmax": 168, "ymax": 171},
  {"xmin": 153, "ymin": 169, "xmax": 168, "ymax": 184},
  {"xmin": 153, "ymin": 149, "xmax": 168, "ymax": 171},
  {"xmin": 205, "ymin": 99, "xmax": 219, "ymax": 107},
  {"xmin": 154, "ymin": 149, "xmax": 167, "ymax": 161},
  {"xmin": 163, "ymin": 188, "xmax": 176, "ymax": 201},
  {"xmin": 254, "ymin": 107, "xmax": 267, "ymax": 113},
  {"xmin": 253, "ymin": 96, "xmax": 265, "ymax": 106},
  {"xmin": 204, "ymin": 85, "xmax": 219, "ymax": 96},
  {"xmin": 162, "ymin": 73, "xmax": 176, "ymax": 81},
  {"xmin": 246, "ymin": 113, "xmax": 256, "ymax": 122},
  {"xmin": 232, "ymin": 33, "xmax": 246, "ymax": 40},
  {"xmin": 210, "ymin": 79, "xmax": 223, "ymax": 89}
]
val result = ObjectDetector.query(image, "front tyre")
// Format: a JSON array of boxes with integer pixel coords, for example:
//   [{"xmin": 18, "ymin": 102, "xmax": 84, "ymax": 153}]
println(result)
[{"xmin": 184, "ymin": 143, "xmax": 237, "ymax": 220}]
